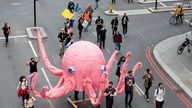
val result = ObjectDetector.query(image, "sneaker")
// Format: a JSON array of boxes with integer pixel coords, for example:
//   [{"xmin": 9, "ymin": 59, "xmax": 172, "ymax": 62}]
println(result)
[
  {"xmin": 128, "ymin": 104, "xmax": 132, "ymax": 108},
  {"xmin": 147, "ymin": 99, "xmax": 149, "ymax": 102}
]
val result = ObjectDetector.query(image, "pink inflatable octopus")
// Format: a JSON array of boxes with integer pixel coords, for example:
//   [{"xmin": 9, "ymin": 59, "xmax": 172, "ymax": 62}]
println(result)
[{"xmin": 29, "ymin": 29, "xmax": 142, "ymax": 106}]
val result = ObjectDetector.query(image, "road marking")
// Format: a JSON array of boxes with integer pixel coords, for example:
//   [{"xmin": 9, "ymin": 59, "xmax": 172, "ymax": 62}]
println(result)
[
  {"xmin": 118, "ymin": 9, "xmax": 151, "ymax": 16},
  {"xmin": 135, "ymin": 84, "xmax": 145, "ymax": 95},
  {"xmin": 11, "ymin": 2, "xmax": 21, "ymax": 6},
  {"xmin": 159, "ymin": 2, "xmax": 168, "ymax": 7},
  {"xmin": 41, "ymin": 68, "xmax": 53, "ymax": 89},
  {"xmin": 93, "ymin": 32, "xmax": 97, "ymax": 36},
  {"xmin": 28, "ymin": 41, "xmax": 38, "ymax": 57},
  {"xmin": 0, "ymin": 35, "xmax": 27, "ymax": 40},
  {"xmin": 106, "ymin": 48, "xmax": 111, "ymax": 54}
]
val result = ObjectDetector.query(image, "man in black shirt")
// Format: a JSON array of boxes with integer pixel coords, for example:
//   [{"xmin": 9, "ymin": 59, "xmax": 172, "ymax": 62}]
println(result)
[
  {"xmin": 58, "ymin": 28, "xmax": 68, "ymax": 56},
  {"xmin": 99, "ymin": 26, "xmax": 106, "ymax": 49},
  {"xmin": 111, "ymin": 17, "xmax": 118, "ymax": 35},
  {"xmin": 121, "ymin": 13, "xmax": 129, "ymax": 36},
  {"xmin": 26, "ymin": 57, "xmax": 40, "ymax": 74},
  {"xmin": 125, "ymin": 71, "xmax": 135, "ymax": 108},
  {"xmin": 95, "ymin": 16, "xmax": 104, "ymax": 43},
  {"xmin": 104, "ymin": 81, "xmax": 117, "ymax": 108}
]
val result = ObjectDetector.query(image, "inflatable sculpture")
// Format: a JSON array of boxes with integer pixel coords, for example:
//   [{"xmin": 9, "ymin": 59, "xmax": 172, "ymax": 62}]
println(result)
[{"xmin": 30, "ymin": 29, "xmax": 142, "ymax": 106}]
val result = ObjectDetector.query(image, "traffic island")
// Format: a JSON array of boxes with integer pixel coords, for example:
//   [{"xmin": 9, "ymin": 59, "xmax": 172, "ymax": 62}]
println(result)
[
  {"xmin": 148, "ymin": 6, "xmax": 192, "ymax": 13},
  {"xmin": 153, "ymin": 31, "xmax": 192, "ymax": 99},
  {"xmin": 26, "ymin": 27, "xmax": 48, "ymax": 39},
  {"xmin": 104, "ymin": 10, "xmax": 119, "ymax": 16}
]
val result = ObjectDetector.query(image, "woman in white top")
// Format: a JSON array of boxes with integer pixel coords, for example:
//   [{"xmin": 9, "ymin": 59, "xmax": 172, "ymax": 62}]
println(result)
[{"xmin": 154, "ymin": 83, "xmax": 165, "ymax": 108}]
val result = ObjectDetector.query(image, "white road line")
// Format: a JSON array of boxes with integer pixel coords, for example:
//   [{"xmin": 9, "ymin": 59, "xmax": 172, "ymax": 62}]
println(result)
[
  {"xmin": 93, "ymin": 32, "xmax": 97, "ymax": 36},
  {"xmin": 0, "ymin": 35, "xmax": 27, "ymax": 40},
  {"xmin": 28, "ymin": 41, "xmax": 38, "ymax": 57},
  {"xmin": 135, "ymin": 84, "xmax": 145, "ymax": 95},
  {"xmin": 159, "ymin": 2, "xmax": 168, "ymax": 7},
  {"xmin": 106, "ymin": 48, "xmax": 111, "ymax": 54},
  {"xmin": 46, "ymin": 99, "xmax": 55, "ymax": 108},
  {"xmin": 41, "ymin": 68, "xmax": 53, "ymax": 89}
]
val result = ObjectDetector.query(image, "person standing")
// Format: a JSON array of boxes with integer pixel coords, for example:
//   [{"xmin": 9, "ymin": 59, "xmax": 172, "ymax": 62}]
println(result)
[
  {"xmin": 112, "ymin": 0, "xmax": 116, "ymax": 4},
  {"xmin": 67, "ymin": 0, "xmax": 75, "ymax": 12},
  {"xmin": 116, "ymin": 56, "xmax": 126, "ymax": 79},
  {"xmin": 17, "ymin": 76, "xmax": 29, "ymax": 105},
  {"xmin": 125, "ymin": 71, "xmax": 135, "ymax": 108},
  {"xmin": 24, "ymin": 93, "xmax": 36, "ymax": 108},
  {"xmin": 104, "ymin": 81, "xmax": 117, "ymax": 108},
  {"xmin": 2, "ymin": 22, "xmax": 11, "ymax": 47},
  {"xmin": 113, "ymin": 31, "xmax": 122, "ymax": 51},
  {"xmin": 64, "ymin": 18, "xmax": 70, "ymax": 32},
  {"xmin": 95, "ymin": 16, "xmax": 104, "ymax": 42},
  {"xmin": 142, "ymin": 68, "xmax": 154, "ymax": 102},
  {"xmin": 99, "ymin": 26, "xmax": 106, "ymax": 49},
  {"xmin": 78, "ymin": 15, "xmax": 84, "ymax": 39},
  {"xmin": 95, "ymin": 0, "xmax": 99, "ymax": 9},
  {"xmin": 121, "ymin": 13, "xmax": 129, "ymax": 36},
  {"xmin": 87, "ymin": 4, "xmax": 94, "ymax": 26},
  {"xmin": 154, "ymin": 83, "xmax": 165, "ymax": 108},
  {"xmin": 26, "ymin": 57, "xmax": 40, "ymax": 75},
  {"xmin": 57, "ymin": 28, "xmax": 68, "ymax": 56},
  {"xmin": 83, "ymin": 10, "xmax": 90, "ymax": 32},
  {"xmin": 111, "ymin": 17, "xmax": 118, "ymax": 35}
]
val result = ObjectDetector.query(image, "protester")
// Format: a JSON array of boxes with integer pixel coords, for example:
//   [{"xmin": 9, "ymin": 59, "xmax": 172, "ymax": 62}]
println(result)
[
  {"xmin": 87, "ymin": 4, "xmax": 94, "ymax": 26},
  {"xmin": 142, "ymin": 68, "xmax": 154, "ymax": 102},
  {"xmin": 24, "ymin": 93, "xmax": 36, "ymax": 108},
  {"xmin": 113, "ymin": 31, "xmax": 122, "ymax": 51},
  {"xmin": 64, "ymin": 18, "xmax": 70, "ymax": 32},
  {"xmin": 78, "ymin": 15, "xmax": 84, "ymax": 39},
  {"xmin": 99, "ymin": 26, "xmax": 106, "ymax": 49},
  {"xmin": 26, "ymin": 57, "xmax": 40, "ymax": 74},
  {"xmin": 57, "ymin": 28, "xmax": 67, "ymax": 56},
  {"xmin": 154, "ymin": 83, "xmax": 165, "ymax": 108},
  {"xmin": 111, "ymin": 17, "xmax": 118, "ymax": 35},
  {"xmin": 116, "ymin": 56, "xmax": 126, "ymax": 79},
  {"xmin": 104, "ymin": 81, "xmax": 117, "ymax": 108},
  {"xmin": 121, "ymin": 13, "xmax": 129, "ymax": 36},
  {"xmin": 125, "ymin": 71, "xmax": 135, "ymax": 108},
  {"xmin": 112, "ymin": 0, "xmax": 116, "ymax": 4},
  {"xmin": 17, "ymin": 76, "xmax": 29, "ymax": 105},
  {"xmin": 95, "ymin": 0, "xmax": 99, "ymax": 9},
  {"xmin": 128, "ymin": 0, "xmax": 133, "ymax": 3},
  {"xmin": 2, "ymin": 22, "xmax": 11, "ymax": 47},
  {"xmin": 83, "ymin": 10, "xmax": 90, "ymax": 31},
  {"xmin": 67, "ymin": 0, "xmax": 75, "ymax": 12},
  {"xmin": 95, "ymin": 16, "xmax": 104, "ymax": 42},
  {"xmin": 64, "ymin": 28, "xmax": 73, "ymax": 50}
]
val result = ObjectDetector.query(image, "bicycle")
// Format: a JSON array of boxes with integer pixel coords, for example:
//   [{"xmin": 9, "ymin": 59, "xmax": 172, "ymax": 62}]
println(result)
[
  {"xmin": 169, "ymin": 14, "xmax": 184, "ymax": 25},
  {"xmin": 177, "ymin": 34, "xmax": 192, "ymax": 54}
]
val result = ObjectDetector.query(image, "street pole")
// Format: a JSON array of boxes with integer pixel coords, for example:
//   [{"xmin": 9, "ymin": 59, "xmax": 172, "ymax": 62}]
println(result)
[
  {"xmin": 155, "ymin": 0, "xmax": 157, "ymax": 10},
  {"xmin": 34, "ymin": 0, "xmax": 37, "ymax": 27}
]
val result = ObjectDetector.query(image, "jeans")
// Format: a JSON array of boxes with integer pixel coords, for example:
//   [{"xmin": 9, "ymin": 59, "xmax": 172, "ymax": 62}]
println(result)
[
  {"xmin": 125, "ymin": 92, "xmax": 133, "ymax": 106},
  {"xmin": 156, "ymin": 100, "xmax": 164, "ymax": 108},
  {"xmin": 115, "ymin": 43, "xmax": 121, "ymax": 51},
  {"xmin": 145, "ymin": 87, "xmax": 150, "ymax": 99},
  {"xmin": 100, "ymin": 39, "xmax": 105, "ymax": 49},
  {"xmin": 122, "ymin": 24, "xmax": 127, "ymax": 35},
  {"xmin": 95, "ymin": 2, "xmax": 98, "ymax": 9}
]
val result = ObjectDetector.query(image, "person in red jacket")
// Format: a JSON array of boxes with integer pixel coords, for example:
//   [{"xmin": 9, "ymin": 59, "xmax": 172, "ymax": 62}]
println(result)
[{"xmin": 113, "ymin": 31, "xmax": 122, "ymax": 51}]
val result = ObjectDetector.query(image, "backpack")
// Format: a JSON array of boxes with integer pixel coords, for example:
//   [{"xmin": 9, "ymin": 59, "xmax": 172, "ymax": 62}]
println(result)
[{"xmin": 156, "ymin": 87, "xmax": 165, "ymax": 95}]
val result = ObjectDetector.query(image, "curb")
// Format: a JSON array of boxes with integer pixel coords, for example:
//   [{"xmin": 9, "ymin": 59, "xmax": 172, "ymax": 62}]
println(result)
[
  {"xmin": 138, "ymin": 0, "xmax": 179, "ymax": 4},
  {"xmin": 153, "ymin": 32, "xmax": 192, "ymax": 99},
  {"xmin": 26, "ymin": 27, "xmax": 48, "ymax": 39},
  {"xmin": 104, "ymin": 10, "xmax": 119, "ymax": 16},
  {"xmin": 148, "ymin": 6, "xmax": 192, "ymax": 13}
]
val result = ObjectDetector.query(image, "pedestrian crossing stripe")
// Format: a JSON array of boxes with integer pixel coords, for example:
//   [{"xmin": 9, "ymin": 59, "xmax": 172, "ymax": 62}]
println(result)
[{"xmin": 118, "ymin": 9, "xmax": 151, "ymax": 16}]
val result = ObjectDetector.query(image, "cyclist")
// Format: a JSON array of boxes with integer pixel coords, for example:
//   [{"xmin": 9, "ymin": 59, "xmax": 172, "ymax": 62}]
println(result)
[{"xmin": 175, "ymin": 4, "xmax": 184, "ymax": 24}]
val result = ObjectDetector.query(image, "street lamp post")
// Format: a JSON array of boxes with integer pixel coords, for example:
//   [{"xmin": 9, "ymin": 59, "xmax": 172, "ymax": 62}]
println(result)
[
  {"xmin": 34, "ymin": 0, "xmax": 37, "ymax": 27},
  {"xmin": 155, "ymin": 0, "xmax": 157, "ymax": 10}
]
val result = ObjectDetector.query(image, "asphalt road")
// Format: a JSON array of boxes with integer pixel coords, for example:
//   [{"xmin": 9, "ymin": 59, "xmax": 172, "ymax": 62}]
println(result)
[{"xmin": 0, "ymin": 0, "xmax": 192, "ymax": 108}]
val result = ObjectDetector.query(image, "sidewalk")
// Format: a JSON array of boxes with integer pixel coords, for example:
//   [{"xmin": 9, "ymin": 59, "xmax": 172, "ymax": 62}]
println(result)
[{"xmin": 153, "ymin": 31, "xmax": 192, "ymax": 99}]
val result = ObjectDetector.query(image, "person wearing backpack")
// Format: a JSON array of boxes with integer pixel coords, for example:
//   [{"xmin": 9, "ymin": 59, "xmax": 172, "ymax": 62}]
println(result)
[
  {"xmin": 2, "ymin": 22, "xmax": 11, "ymax": 47},
  {"xmin": 24, "ymin": 93, "xmax": 36, "ymax": 108},
  {"xmin": 142, "ymin": 68, "xmax": 154, "ymax": 102},
  {"xmin": 154, "ymin": 83, "xmax": 165, "ymax": 108}
]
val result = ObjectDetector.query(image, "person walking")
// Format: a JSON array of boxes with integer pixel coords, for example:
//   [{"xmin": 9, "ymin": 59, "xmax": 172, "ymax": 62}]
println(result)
[
  {"xmin": 125, "ymin": 71, "xmax": 135, "ymax": 108},
  {"xmin": 26, "ymin": 57, "xmax": 40, "ymax": 74},
  {"xmin": 99, "ymin": 26, "xmax": 106, "ymax": 49},
  {"xmin": 78, "ymin": 15, "xmax": 84, "ymax": 39},
  {"xmin": 64, "ymin": 18, "xmax": 70, "ymax": 32},
  {"xmin": 112, "ymin": 0, "xmax": 116, "ymax": 4},
  {"xmin": 142, "ymin": 68, "xmax": 154, "ymax": 102},
  {"xmin": 83, "ymin": 10, "xmax": 90, "ymax": 32},
  {"xmin": 95, "ymin": 16, "xmax": 104, "ymax": 42},
  {"xmin": 121, "ymin": 13, "xmax": 129, "ymax": 36},
  {"xmin": 116, "ymin": 56, "xmax": 126, "ymax": 79},
  {"xmin": 24, "ymin": 93, "xmax": 36, "ymax": 108},
  {"xmin": 104, "ymin": 81, "xmax": 117, "ymax": 108},
  {"xmin": 95, "ymin": 0, "xmax": 99, "ymax": 9},
  {"xmin": 2, "ymin": 22, "xmax": 11, "ymax": 47},
  {"xmin": 87, "ymin": 4, "xmax": 94, "ymax": 26},
  {"xmin": 154, "ymin": 83, "xmax": 165, "ymax": 108},
  {"xmin": 128, "ymin": 0, "xmax": 133, "ymax": 3},
  {"xmin": 111, "ymin": 17, "xmax": 118, "ymax": 35},
  {"xmin": 113, "ymin": 31, "xmax": 122, "ymax": 51},
  {"xmin": 67, "ymin": 0, "xmax": 75, "ymax": 12},
  {"xmin": 57, "ymin": 28, "xmax": 68, "ymax": 56},
  {"xmin": 17, "ymin": 76, "xmax": 29, "ymax": 105}
]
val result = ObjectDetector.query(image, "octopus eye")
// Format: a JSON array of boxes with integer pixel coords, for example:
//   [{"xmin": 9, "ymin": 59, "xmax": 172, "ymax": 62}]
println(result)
[
  {"xmin": 101, "ymin": 65, "xmax": 106, "ymax": 72},
  {"xmin": 68, "ymin": 66, "xmax": 75, "ymax": 73}
]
